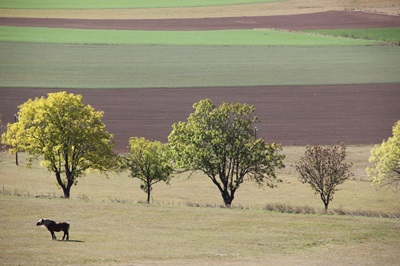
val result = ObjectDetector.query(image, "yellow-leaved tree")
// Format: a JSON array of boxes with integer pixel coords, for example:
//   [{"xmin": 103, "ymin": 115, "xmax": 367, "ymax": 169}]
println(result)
[
  {"xmin": 367, "ymin": 120, "xmax": 400, "ymax": 189},
  {"xmin": 1, "ymin": 91, "xmax": 118, "ymax": 198}
]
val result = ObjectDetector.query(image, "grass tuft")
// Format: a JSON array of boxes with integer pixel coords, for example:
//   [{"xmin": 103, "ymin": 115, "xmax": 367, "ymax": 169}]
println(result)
[
  {"xmin": 264, "ymin": 202, "xmax": 400, "ymax": 219},
  {"xmin": 264, "ymin": 202, "xmax": 316, "ymax": 214},
  {"xmin": 0, "ymin": 186, "xmax": 60, "ymax": 199}
]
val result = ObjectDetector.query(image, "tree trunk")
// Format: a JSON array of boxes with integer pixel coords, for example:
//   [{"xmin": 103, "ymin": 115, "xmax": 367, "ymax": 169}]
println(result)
[
  {"xmin": 62, "ymin": 179, "xmax": 74, "ymax": 199},
  {"xmin": 55, "ymin": 171, "xmax": 68, "ymax": 198},
  {"xmin": 55, "ymin": 171, "xmax": 73, "ymax": 199},
  {"xmin": 321, "ymin": 194, "xmax": 329, "ymax": 211},
  {"xmin": 64, "ymin": 172, "xmax": 74, "ymax": 199},
  {"xmin": 147, "ymin": 188, "xmax": 151, "ymax": 204},
  {"xmin": 222, "ymin": 190, "xmax": 234, "ymax": 208},
  {"xmin": 63, "ymin": 187, "xmax": 71, "ymax": 199}
]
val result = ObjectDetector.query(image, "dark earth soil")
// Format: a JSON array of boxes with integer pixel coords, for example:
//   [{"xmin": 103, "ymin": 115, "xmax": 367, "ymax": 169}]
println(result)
[
  {"xmin": 1, "ymin": 11, "xmax": 399, "ymax": 31},
  {"xmin": 1, "ymin": 85, "xmax": 399, "ymax": 151}
]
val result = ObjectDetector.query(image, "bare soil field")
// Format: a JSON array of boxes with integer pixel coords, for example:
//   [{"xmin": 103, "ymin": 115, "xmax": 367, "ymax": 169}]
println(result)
[
  {"xmin": 1, "ymin": 11, "xmax": 399, "ymax": 30},
  {"xmin": 1, "ymin": 85, "xmax": 399, "ymax": 151}
]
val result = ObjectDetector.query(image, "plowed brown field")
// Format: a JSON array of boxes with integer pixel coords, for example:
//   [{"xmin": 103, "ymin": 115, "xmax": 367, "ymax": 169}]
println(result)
[
  {"xmin": 1, "ymin": 85, "xmax": 399, "ymax": 151},
  {"xmin": 1, "ymin": 11, "xmax": 399, "ymax": 30}
]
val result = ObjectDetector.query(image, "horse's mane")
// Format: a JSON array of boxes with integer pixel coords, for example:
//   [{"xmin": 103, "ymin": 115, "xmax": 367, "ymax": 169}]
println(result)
[{"xmin": 38, "ymin": 218, "xmax": 55, "ymax": 226}]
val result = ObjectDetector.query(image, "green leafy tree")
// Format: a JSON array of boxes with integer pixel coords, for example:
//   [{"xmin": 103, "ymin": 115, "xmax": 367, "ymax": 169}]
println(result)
[
  {"xmin": 1, "ymin": 91, "xmax": 118, "ymax": 198},
  {"xmin": 367, "ymin": 120, "xmax": 400, "ymax": 189},
  {"xmin": 124, "ymin": 137, "xmax": 173, "ymax": 203},
  {"xmin": 295, "ymin": 144, "xmax": 353, "ymax": 210},
  {"xmin": 168, "ymin": 99, "xmax": 285, "ymax": 207}
]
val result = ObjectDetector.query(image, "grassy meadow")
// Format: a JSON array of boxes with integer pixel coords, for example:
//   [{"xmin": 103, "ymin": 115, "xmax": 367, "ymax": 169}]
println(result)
[{"xmin": 1, "ymin": 146, "xmax": 400, "ymax": 265}]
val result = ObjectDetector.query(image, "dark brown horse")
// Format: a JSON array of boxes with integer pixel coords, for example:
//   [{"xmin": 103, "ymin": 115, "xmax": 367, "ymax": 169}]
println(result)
[{"xmin": 36, "ymin": 218, "xmax": 70, "ymax": 240}]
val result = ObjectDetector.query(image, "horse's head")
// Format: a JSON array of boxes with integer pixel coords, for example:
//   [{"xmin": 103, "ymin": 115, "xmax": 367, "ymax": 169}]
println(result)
[{"xmin": 36, "ymin": 218, "xmax": 44, "ymax": 226}]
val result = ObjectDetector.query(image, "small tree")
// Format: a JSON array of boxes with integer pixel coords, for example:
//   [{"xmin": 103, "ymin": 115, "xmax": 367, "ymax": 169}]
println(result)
[
  {"xmin": 367, "ymin": 120, "xmax": 400, "ymax": 189},
  {"xmin": 124, "ymin": 137, "xmax": 173, "ymax": 204},
  {"xmin": 1, "ymin": 92, "xmax": 118, "ymax": 198},
  {"xmin": 168, "ymin": 99, "xmax": 285, "ymax": 207},
  {"xmin": 295, "ymin": 144, "xmax": 353, "ymax": 210}
]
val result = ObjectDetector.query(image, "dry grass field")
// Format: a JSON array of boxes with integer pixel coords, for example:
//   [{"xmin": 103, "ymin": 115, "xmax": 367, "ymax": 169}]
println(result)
[
  {"xmin": 1, "ymin": 195, "xmax": 400, "ymax": 266},
  {"xmin": 1, "ymin": 146, "xmax": 400, "ymax": 265}
]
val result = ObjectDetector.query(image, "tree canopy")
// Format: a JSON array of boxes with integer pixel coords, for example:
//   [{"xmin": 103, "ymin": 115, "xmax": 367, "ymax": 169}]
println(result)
[
  {"xmin": 1, "ymin": 91, "xmax": 118, "ymax": 198},
  {"xmin": 296, "ymin": 144, "xmax": 353, "ymax": 210},
  {"xmin": 367, "ymin": 120, "xmax": 400, "ymax": 189},
  {"xmin": 168, "ymin": 99, "xmax": 285, "ymax": 207},
  {"xmin": 124, "ymin": 137, "xmax": 173, "ymax": 203}
]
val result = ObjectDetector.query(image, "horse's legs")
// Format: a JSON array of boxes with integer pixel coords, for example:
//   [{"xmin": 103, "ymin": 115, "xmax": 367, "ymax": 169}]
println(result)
[
  {"xmin": 50, "ymin": 231, "xmax": 56, "ymax": 240},
  {"xmin": 62, "ymin": 231, "xmax": 69, "ymax": 241}
]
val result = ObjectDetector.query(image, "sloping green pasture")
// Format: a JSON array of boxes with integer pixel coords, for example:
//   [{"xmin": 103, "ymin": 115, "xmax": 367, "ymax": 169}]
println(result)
[
  {"xmin": 0, "ymin": 0, "xmax": 279, "ymax": 9},
  {"xmin": 306, "ymin": 27, "xmax": 400, "ymax": 43},
  {"xmin": 0, "ymin": 42, "xmax": 399, "ymax": 88}
]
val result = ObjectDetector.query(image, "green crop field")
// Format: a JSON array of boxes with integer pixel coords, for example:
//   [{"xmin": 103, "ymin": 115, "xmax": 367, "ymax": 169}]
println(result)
[
  {"xmin": 1, "ymin": 146, "xmax": 400, "ymax": 265},
  {"xmin": 0, "ymin": 26, "xmax": 380, "ymax": 46},
  {"xmin": 0, "ymin": 42, "xmax": 399, "ymax": 88},
  {"xmin": 0, "ymin": 0, "xmax": 279, "ymax": 9},
  {"xmin": 0, "ymin": 25, "xmax": 395, "ymax": 89},
  {"xmin": 306, "ymin": 27, "xmax": 400, "ymax": 43}
]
